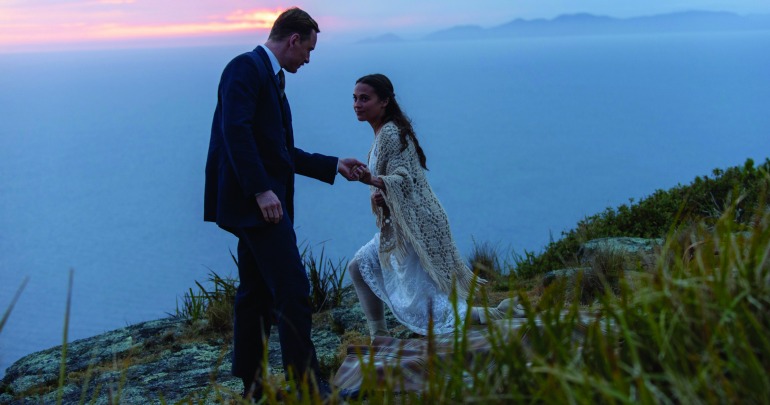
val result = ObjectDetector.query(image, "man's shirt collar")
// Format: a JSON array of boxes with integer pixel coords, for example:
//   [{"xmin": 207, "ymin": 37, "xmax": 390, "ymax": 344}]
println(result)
[{"xmin": 259, "ymin": 44, "xmax": 281, "ymax": 76}]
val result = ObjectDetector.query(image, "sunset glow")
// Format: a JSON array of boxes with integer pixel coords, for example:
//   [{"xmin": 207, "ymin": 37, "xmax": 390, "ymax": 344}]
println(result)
[
  {"xmin": 82, "ymin": 9, "xmax": 282, "ymax": 39},
  {"xmin": 2, "ymin": 0, "xmax": 769, "ymax": 53},
  {"xmin": 0, "ymin": 2, "xmax": 283, "ymax": 51}
]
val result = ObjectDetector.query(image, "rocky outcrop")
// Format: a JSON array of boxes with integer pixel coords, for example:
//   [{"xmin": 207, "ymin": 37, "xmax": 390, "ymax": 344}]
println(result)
[
  {"xmin": 544, "ymin": 237, "xmax": 663, "ymax": 279},
  {"xmin": 578, "ymin": 237, "xmax": 664, "ymax": 266},
  {"xmin": 1, "ymin": 317, "xmax": 236, "ymax": 404},
  {"xmin": 542, "ymin": 237, "xmax": 663, "ymax": 302},
  {"xmin": 1, "ymin": 237, "xmax": 662, "ymax": 404},
  {"xmin": 0, "ymin": 288, "xmax": 375, "ymax": 404}
]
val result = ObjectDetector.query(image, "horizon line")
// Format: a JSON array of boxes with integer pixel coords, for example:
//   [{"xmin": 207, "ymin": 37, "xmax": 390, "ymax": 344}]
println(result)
[{"xmin": 2, "ymin": 8, "xmax": 768, "ymax": 55}]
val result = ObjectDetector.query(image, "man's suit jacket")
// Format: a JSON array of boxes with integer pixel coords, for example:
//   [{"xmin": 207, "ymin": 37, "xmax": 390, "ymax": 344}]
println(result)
[{"xmin": 204, "ymin": 46, "xmax": 338, "ymax": 228}]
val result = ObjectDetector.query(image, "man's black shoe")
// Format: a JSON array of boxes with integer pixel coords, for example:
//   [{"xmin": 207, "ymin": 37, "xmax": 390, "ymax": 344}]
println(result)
[
  {"xmin": 316, "ymin": 379, "xmax": 334, "ymax": 400},
  {"xmin": 240, "ymin": 389, "xmax": 262, "ymax": 404}
]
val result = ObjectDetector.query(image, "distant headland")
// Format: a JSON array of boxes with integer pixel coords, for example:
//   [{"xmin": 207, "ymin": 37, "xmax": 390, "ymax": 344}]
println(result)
[{"xmin": 357, "ymin": 10, "xmax": 770, "ymax": 43}]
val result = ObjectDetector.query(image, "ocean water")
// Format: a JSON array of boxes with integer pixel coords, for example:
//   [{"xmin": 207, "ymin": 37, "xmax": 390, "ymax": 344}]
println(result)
[{"xmin": 1, "ymin": 31, "xmax": 769, "ymax": 376}]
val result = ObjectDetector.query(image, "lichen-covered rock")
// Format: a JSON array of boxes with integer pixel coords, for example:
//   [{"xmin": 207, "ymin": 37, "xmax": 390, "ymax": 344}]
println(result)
[
  {"xmin": 540, "ymin": 237, "xmax": 664, "ymax": 303},
  {"xmin": 0, "ymin": 290, "xmax": 366, "ymax": 404},
  {"xmin": 1, "ymin": 281, "xmax": 456, "ymax": 404},
  {"xmin": 543, "ymin": 237, "xmax": 664, "ymax": 289},
  {"xmin": 542, "ymin": 267, "xmax": 592, "ymax": 287},
  {"xmin": 578, "ymin": 237, "xmax": 664, "ymax": 268},
  {"xmin": 0, "ymin": 316, "xmax": 241, "ymax": 404},
  {"xmin": 2, "ymin": 317, "xmax": 184, "ymax": 395}
]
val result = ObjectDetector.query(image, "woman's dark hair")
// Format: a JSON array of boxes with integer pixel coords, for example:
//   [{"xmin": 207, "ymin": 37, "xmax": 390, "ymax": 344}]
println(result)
[
  {"xmin": 269, "ymin": 7, "xmax": 320, "ymax": 42},
  {"xmin": 356, "ymin": 74, "xmax": 427, "ymax": 169}
]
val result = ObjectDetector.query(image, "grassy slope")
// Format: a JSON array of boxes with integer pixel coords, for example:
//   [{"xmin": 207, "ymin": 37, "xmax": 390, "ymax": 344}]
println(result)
[
  {"xmin": 4, "ymin": 159, "xmax": 768, "ymax": 404},
  {"xmin": 512, "ymin": 158, "xmax": 770, "ymax": 279}
]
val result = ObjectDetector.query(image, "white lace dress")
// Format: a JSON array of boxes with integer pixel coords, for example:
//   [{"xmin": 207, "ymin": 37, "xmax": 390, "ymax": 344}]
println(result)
[{"xmin": 353, "ymin": 143, "xmax": 467, "ymax": 336}]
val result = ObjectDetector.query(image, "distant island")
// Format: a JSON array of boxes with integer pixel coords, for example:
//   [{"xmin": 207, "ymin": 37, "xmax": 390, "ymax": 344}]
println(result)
[
  {"xmin": 356, "ymin": 33, "xmax": 406, "ymax": 44},
  {"xmin": 358, "ymin": 10, "xmax": 770, "ymax": 43}
]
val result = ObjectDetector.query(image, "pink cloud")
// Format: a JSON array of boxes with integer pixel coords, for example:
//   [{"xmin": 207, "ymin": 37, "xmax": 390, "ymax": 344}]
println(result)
[
  {"xmin": 0, "ymin": 3, "xmax": 284, "ymax": 51},
  {"xmin": 225, "ymin": 8, "xmax": 283, "ymax": 26}
]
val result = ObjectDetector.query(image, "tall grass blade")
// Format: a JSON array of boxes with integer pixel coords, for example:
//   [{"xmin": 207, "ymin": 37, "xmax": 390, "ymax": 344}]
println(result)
[
  {"xmin": 56, "ymin": 269, "xmax": 74, "ymax": 405},
  {"xmin": 0, "ymin": 276, "xmax": 29, "ymax": 334}
]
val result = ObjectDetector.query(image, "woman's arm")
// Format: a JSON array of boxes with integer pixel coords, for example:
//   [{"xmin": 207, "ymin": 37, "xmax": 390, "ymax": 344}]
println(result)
[{"xmin": 359, "ymin": 169, "xmax": 387, "ymax": 192}]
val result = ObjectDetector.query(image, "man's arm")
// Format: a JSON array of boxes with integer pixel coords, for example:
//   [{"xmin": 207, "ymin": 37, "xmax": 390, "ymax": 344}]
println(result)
[
  {"xmin": 219, "ymin": 55, "xmax": 272, "ymax": 198},
  {"xmin": 293, "ymin": 149, "xmax": 365, "ymax": 183}
]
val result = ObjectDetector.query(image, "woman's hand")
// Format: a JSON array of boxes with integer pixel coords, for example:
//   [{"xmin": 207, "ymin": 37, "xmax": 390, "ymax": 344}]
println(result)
[
  {"xmin": 358, "ymin": 167, "xmax": 386, "ymax": 190},
  {"xmin": 357, "ymin": 166, "xmax": 373, "ymax": 185},
  {"xmin": 371, "ymin": 190, "xmax": 390, "ymax": 216},
  {"xmin": 338, "ymin": 158, "xmax": 367, "ymax": 181},
  {"xmin": 371, "ymin": 190, "xmax": 386, "ymax": 207}
]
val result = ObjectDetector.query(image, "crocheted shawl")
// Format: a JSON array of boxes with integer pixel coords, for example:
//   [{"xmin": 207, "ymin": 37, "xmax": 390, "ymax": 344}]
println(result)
[{"xmin": 369, "ymin": 122, "xmax": 481, "ymax": 299}]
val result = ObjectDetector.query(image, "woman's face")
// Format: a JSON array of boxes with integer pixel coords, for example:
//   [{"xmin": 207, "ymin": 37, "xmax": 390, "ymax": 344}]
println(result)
[{"xmin": 353, "ymin": 82, "xmax": 388, "ymax": 124}]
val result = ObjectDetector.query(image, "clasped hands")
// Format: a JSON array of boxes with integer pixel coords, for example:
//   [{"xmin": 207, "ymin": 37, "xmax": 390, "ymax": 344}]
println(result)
[
  {"xmin": 257, "ymin": 157, "xmax": 382, "ymax": 224},
  {"xmin": 339, "ymin": 159, "xmax": 384, "ymax": 188},
  {"xmin": 337, "ymin": 157, "xmax": 366, "ymax": 182},
  {"xmin": 338, "ymin": 157, "xmax": 376, "ymax": 186},
  {"xmin": 342, "ymin": 160, "xmax": 389, "ymax": 212}
]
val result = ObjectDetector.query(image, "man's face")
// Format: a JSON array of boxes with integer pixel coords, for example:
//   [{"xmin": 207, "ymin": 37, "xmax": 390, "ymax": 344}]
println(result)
[{"xmin": 285, "ymin": 30, "xmax": 317, "ymax": 74}]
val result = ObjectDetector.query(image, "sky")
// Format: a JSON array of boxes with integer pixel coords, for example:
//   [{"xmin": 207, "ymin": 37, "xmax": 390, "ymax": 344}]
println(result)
[{"xmin": 1, "ymin": 0, "xmax": 770, "ymax": 53}]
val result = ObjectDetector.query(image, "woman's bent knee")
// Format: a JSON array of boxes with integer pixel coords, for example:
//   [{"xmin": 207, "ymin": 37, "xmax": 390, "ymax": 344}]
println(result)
[{"xmin": 347, "ymin": 258, "xmax": 362, "ymax": 282}]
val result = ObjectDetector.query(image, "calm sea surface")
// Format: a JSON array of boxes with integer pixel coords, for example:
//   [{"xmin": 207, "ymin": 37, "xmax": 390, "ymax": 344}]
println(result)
[{"xmin": 1, "ymin": 31, "xmax": 769, "ymax": 376}]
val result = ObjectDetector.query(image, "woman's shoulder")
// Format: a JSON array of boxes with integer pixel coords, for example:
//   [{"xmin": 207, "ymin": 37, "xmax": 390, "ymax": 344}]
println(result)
[{"xmin": 378, "ymin": 122, "xmax": 401, "ymax": 141}]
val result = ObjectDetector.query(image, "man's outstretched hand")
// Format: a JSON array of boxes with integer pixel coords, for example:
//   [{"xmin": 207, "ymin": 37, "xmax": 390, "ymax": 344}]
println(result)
[{"xmin": 338, "ymin": 158, "xmax": 367, "ymax": 181}]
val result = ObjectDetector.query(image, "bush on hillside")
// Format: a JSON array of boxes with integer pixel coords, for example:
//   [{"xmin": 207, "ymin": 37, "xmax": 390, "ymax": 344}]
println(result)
[{"xmin": 514, "ymin": 158, "xmax": 770, "ymax": 278}]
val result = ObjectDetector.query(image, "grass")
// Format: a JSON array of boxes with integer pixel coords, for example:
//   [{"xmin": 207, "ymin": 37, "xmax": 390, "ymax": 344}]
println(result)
[
  {"xmin": 56, "ymin": 269, "xmax": 74, "ymax": 405},
  {"xmin": 173, "ymin": 243, "xmax": 349, "ymax": 331},
  {"xmin": 340, "ymin": 199, "xmax": 770, "ymax": 404},
  {"xmin": 302, "ymin": 243, "xmax": 349, "ymax": 313},
  {"xmin": 169, "ymin": 197, "xmax": 768, "ymax": 404},
  {"xmin": 173, "ymin": 251, "xmax": 239, "ymax": 328},
  {"xmin": 0, "ymin": 277, "xmax": 28, "ymax": 398},
  {"xmin": 514, "ymin": 158, "xmax": 770, "ymax": 278},
  {"xmin": 0, "ymin": 277, "xmax": 28, "ymax": 335},
  {"xmin": 4, "ymin": 161, "xmax": 769, "ymax": 404}
]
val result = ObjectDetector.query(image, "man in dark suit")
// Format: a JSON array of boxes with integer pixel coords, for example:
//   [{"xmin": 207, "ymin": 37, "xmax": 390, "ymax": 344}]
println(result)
[{"xmin": 203, "ymin": 7, "xmax": 364, "ymax": 400}]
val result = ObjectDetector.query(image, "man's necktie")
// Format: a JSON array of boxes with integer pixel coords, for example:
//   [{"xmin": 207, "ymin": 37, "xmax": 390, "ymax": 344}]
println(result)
[{"xmin": 277, "ymin": 69, "xmax": 285, "ymax": 98}]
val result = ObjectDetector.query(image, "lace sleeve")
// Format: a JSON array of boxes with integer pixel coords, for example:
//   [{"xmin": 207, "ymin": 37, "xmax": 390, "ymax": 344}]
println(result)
[{"xmin": 377, "ymin": 125, "xmax": 415, "ymax": 197}]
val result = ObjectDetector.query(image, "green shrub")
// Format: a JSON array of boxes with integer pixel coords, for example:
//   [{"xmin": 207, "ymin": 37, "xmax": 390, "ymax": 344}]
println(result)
[
  {"xmin": 515, "ymin": 158, "xmax": 770, "ymax": 278},
  {"xmin": 302, "ymin": 244, "xmax": 348, "ymax": 313},
  {"xmin": 468, "ymin": 239, "xmax": 503, "ymax": 287},
  {"xmin": 175, "ymin": 244, "xmax": 349, "ymax": 330},
  {"xmin": 174, "ymin": 269, "xmax": 238, "ymax": 330}
]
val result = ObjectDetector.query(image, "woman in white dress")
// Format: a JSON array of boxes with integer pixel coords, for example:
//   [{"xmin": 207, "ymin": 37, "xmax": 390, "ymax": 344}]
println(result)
[{"xmin": 348, "ymin": 74, "xmax": 506, "ymax": 339}]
